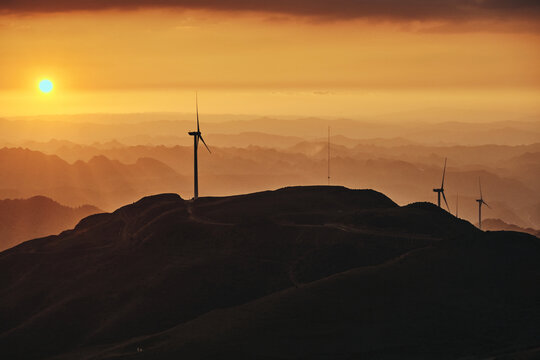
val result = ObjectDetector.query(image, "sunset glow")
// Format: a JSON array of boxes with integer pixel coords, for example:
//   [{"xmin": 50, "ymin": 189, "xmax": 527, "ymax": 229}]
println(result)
[{"xmin": 1, "ymin": 6, "xmax": 539, "ymax": 117}]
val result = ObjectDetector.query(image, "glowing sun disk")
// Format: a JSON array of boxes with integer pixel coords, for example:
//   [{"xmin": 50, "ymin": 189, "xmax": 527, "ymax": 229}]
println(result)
[{"xmin": 39, "ymin": 79, "xmax": 53, "ymax": 93}]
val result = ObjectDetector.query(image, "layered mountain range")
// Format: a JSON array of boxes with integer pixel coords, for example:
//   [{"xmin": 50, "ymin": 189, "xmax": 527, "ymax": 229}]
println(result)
[{"xmin": 0, "ymin": 196, "xmax": 100, "ymax": 251}]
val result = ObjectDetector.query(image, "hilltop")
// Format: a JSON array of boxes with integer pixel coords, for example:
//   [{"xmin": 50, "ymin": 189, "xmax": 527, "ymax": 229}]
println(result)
[{"xmin": 0, "ymin": 186, "xmax": 539, "ymax": 359}]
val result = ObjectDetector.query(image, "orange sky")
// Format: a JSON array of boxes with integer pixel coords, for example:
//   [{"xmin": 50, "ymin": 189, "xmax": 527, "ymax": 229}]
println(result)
[{"xmin": 1, "ymin": 8, "xmax": 539, "ymax": 118}]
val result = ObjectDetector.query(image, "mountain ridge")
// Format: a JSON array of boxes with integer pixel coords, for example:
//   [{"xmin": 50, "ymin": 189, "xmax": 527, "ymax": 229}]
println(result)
[{"xmin": 0, "ymin": 147, "xmax": 188, "ymax": 210}]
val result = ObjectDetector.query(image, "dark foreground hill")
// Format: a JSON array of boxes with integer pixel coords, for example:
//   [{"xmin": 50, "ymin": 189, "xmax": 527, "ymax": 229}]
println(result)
[
  {"xmin": 0, "ymin": 196, "xmax": 101, "ymax": 251},
  {"xmin": 0, "ymin": 186, "xmax": 539, "ymax": 360}
]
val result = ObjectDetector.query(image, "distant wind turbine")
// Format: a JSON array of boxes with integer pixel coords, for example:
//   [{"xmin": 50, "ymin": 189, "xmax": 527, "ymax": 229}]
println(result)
[
  {"xmin": 476, "ymin": 178, "xmax": 490, "ymax": 230},
  {"xmin": 433, "ymin": 158, "xmax": 449, "ymax": 210},
  {"xmin": 188, "ymin": 93, "xmax": 211, "ymax": 199}
]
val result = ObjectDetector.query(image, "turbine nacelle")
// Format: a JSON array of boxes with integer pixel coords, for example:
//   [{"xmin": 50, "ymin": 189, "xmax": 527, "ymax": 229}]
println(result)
[{"xmin": 476, "ymin": 198, "xmax": 490, "ymax": 208}]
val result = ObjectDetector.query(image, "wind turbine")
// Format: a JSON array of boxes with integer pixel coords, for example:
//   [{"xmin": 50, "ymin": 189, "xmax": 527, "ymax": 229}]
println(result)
[
  {"xmin": 188, "ymin": 94, "xmax": 211, "ymax": 199},
  {"xmin": 433, "ymin": 158, "xmax": 449, "ymax": 210},
  {"xmin": 476, "ymin": 178, "xmax": 490, "ymax": 230}
]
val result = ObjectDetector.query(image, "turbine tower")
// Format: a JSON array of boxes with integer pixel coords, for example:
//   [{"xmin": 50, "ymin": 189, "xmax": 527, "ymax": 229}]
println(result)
[
  {"xmin": 433, "ymin": 158, "xmax": 449, "ymax": 210},
  {"xmin": 188, "ymin": 94, "xmax": 211, "ymax": 199},
  {"xmin": 476, "ymin": 178, "xmax": 490, "ymax": 230}
]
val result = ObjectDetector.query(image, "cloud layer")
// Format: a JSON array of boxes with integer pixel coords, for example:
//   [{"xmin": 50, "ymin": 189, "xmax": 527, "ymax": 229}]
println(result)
[{"xmin": 2, "ymin": 0, "xmax": 540, "ymax": 21}]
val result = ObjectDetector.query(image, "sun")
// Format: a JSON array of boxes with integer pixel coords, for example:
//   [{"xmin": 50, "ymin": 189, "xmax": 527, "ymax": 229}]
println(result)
[{"xmin": 39, "ymin": 79, "xmax": 54, "ymax": 93}]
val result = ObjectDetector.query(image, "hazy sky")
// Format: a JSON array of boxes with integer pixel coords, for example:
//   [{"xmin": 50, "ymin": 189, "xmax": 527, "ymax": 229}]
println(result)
[{"xmin": 1, "ymin": 1, "xmax": 539, "ymax": 118}]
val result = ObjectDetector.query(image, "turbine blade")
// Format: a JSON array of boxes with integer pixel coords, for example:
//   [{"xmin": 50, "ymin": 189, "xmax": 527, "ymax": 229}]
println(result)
[
  {"xmin": 483, "ymin": 200, "xmax": 491, "ymax": 209},
  {"xmin": 196, "ymin": 92, "xmax": 200, "ymax": 132},
  {"xmin": 442, "ymin": 190, "xmax": 449, "ymax": 210},
  {"xmin": 199, "ymin": 134, "xmax": 211, "ymax": 153},
  {"xmin": 441, "ymin": 157, "xmax": 447, "ymax": 189},
  {"xmin": 479, "ymin": 177, "xmax": 483, "ymax": 200}
]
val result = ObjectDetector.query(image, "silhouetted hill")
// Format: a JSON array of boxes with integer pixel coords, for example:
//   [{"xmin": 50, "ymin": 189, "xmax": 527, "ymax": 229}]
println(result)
[
  {"xmin": 1, "ymin": 186, "xmax": 538, "ymax": 359},
  {"xmin": 0, "ymin": 196, "xmax": 101, "ymax": 251}
]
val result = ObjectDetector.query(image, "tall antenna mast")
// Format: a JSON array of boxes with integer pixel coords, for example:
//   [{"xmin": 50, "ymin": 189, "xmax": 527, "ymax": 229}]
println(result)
[
  {"xmin": 456, "ymin": 193, "xmax": 459, "ymax": 218},
  {"xmin": 327, "ymin": 126, "xmax": 330, "ymax": 185}
]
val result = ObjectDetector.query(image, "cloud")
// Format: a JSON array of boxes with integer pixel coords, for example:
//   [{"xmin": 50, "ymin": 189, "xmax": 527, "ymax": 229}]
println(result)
[{"xmin": 1, "ymin": 0, "xmax": 540, "ymax": 22}]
